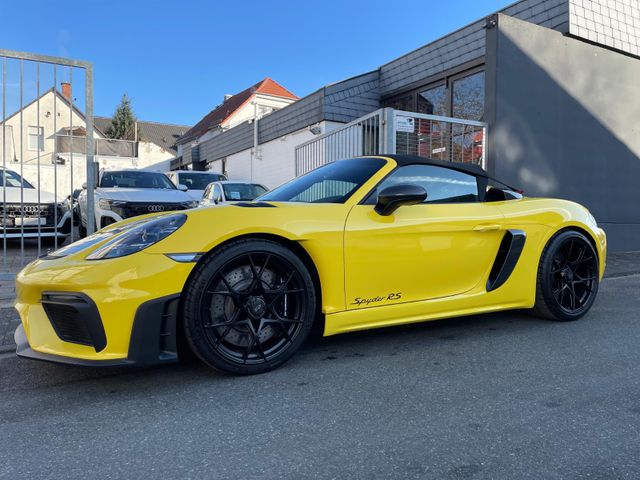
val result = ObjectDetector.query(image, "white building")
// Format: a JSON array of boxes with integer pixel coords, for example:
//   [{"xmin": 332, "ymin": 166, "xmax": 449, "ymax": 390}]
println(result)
[
  {"xmin": 173, "ymin": 78, "xmax": 304, "ymax": 187},
  {"xmin": 0, "ymin": 83, "xmax": 189, "ymax": 195}
]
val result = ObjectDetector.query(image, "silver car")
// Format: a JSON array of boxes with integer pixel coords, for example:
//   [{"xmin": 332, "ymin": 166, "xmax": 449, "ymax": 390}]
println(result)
[{"xmin": 199, "ymin": 181, "xmax": 268, "ymax": 206}]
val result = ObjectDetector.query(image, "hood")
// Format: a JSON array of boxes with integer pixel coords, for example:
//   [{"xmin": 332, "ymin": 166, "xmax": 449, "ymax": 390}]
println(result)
[
  {"xmin": 97, "ymin": 188, "xmax": 193, "ymax": 203},
  {"xmin": 185, "ymin": 189, "xmax": 205, "ymax": 201},
  {"xmin": 3, "ymin": 186, "xmax": 61, "ymax": 204}
]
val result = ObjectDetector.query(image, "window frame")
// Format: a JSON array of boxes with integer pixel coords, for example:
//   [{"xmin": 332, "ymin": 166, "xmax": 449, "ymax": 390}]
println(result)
[
  {"xmin": 27, "ymin": 125, "xmax": 44, "ymax": 152},
  {"xmin": 361, "ymin": 162, "xmax": 483, "ymax": 206},
  {"xmin": 382, "ymin": 62, "xmax": 485, "ymax": 120}
]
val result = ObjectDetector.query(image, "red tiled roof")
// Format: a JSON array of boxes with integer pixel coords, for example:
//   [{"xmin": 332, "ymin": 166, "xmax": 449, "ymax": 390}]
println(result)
[{"xmin": 178, "ymin": 78, "xmax": 297, "ymax": 145}]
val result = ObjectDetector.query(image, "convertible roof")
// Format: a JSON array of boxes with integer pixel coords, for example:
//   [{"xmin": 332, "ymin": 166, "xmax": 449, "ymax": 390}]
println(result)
[{"xmin": 375, "ymin": 154, "xmax": 488, "ymax": 178}]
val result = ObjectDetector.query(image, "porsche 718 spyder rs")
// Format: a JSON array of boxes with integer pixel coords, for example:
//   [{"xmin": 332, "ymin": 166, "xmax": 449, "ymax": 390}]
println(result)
[{"xmin": 14, "ymin": 155, "xmax": 606, "ymax": 375}]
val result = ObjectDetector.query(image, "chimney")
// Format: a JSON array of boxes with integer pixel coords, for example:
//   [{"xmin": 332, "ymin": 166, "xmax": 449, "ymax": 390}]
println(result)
[
  {"xmin": 223, "ymin": 94, "xmax": 233, "ymax": 102},
  {"xmin": 61, "ymin": 82, "xmax": 71, "ymax": 100}
]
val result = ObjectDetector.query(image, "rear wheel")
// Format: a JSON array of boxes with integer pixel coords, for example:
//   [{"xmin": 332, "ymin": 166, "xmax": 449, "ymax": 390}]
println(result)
[
  {"xmin": 182, "ymin": 239, "xmax": 316, "ymax": 375},
  {"xmin": 533, "ymin": 230, "xmax": 599, "ymax": 321}
]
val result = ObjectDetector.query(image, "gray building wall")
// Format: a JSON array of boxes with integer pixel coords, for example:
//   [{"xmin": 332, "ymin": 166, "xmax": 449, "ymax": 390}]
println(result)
[
  {"xmin": 379, "ymin": 0, "xmax": 570, "ymax": 95},
  {"xmin": 569, "ymin": 0, "xmax": 640, "ymax": 56},
  {"xmin": 486, "ymin": 13, "xmax": 640, "ymax": 251}
]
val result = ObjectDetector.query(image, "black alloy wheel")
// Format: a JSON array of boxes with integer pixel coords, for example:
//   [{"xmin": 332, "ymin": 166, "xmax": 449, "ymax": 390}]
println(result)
[
  {"xmin": 183, "ymin": 239, "xmax": 316, "ymax": 375},
  {"xmin": 533, "ymin": 230, "xmax": 599, "ymax": 321}
]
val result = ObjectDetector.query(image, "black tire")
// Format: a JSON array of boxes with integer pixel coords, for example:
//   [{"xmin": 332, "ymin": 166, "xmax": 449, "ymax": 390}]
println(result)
[
  {"xmin": 532, "ymin": 230, "xmax": 599, "ymax": 321},
  {"xmin": 78, "ymin": 221, "xmax": 87, "ymax": 238},
  {"xmin": 182, "ymin": 239, "xmax": 317, "ymax": 375}
]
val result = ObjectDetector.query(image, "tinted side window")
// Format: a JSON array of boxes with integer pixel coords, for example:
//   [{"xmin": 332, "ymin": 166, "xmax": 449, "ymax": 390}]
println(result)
[{"xmin": 372, "ymin": 165, "xmax": 479, "ymax": 204}]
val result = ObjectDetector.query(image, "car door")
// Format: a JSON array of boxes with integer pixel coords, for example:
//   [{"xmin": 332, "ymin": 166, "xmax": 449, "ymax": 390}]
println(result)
[{"xmin": 344, "ymin": 164, "xmax": 506, "ymax": 309}]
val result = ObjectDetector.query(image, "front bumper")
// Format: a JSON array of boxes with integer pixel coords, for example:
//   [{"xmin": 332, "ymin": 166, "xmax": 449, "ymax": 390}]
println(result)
[
  {"xmin": 15, "ymin": 294, "xmax": 181, "ymax": 366},
  {"xmin": 1, "ymin": 210, "xmax": 72, "ymax": 238},
  {"xmin": 15, "ymin": 251, "xmax": 194, "ymax": 366}
]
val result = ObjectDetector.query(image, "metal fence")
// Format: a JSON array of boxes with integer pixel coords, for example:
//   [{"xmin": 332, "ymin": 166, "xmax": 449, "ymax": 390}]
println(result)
[
  {"xmin": 295, "ymin": 108, "xmax": 487, "ymax": 175},
  {"xmin": 0, "ymin": 49, "xmax": 96, "ymax": 278}
]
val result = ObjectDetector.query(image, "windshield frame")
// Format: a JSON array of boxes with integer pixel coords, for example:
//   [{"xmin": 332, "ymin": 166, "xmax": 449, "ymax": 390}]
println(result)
[
  {"xmin": 99, "ymin": 170, "xmax": 177, "ymax": 190},
  {"xmin": 258, "ymin": 157, "xmax": 388, "ymax": 204}
]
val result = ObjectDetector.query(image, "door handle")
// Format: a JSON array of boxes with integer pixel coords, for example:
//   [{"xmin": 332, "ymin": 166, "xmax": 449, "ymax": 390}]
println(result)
[{"xmin": 473, "ymin": 224, "xmax": 502, "ymax": 232}]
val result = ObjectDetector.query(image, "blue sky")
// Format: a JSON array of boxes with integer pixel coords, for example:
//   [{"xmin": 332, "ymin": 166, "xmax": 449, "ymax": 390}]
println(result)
[{"xmin": 0, "ymin": 0, "xmax": 508, "ymax": 126}]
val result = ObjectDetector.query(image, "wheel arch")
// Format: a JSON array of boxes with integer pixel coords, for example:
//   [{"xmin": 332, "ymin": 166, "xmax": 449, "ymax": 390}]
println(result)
[
  {"xmin": 536, "ymin": 224, "xmax": 603, "ymax": 281},
  {"xmin": 176, "ymin": 232, "xmax": 325, "ymax": 352}
]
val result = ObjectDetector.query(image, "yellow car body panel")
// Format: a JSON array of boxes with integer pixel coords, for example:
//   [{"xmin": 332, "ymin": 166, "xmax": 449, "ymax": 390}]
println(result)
[{"xmin": 14, "ymin": 155, "xmax": 606, "ymax": 365}]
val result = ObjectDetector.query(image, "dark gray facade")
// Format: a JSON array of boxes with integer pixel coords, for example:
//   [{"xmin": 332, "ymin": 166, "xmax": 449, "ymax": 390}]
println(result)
[
  {"xmin": 486, "ymin": 13, "xmax": 640, "ymax": 251},
  {"xmin": 189, "ymin": 0, "xmax": 640, "ymax": 250}
]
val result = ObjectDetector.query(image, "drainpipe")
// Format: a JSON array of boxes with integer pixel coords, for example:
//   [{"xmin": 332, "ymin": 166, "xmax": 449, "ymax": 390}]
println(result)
[{"xmin": 251, "ymin": 101, "xmax": 259, "ymax": 181}]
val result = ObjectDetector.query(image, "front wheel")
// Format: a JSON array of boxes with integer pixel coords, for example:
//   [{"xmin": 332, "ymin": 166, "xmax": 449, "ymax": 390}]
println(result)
[
  {"xmin": 182, "ymin": 239, "xmax": 317, "ymax": 375},
  {"xmin": 533, "ymin": 230, "xmax": 599, "ymax": 321}
]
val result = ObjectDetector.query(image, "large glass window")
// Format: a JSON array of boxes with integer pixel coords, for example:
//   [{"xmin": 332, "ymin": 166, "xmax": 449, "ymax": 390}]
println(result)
[
  {"xmin": 417, "ymin": 84, "xmax": 447, "ymax": 116},
  {"xmin": 371, "ymin": 164, "xmax": 479, "ymax": 204},
  {"xmin": 260, "ymin": 157, "xmax": 386, "ymax": 204},
  {"xmin": 452, "ymin": 71, "xmax": 485, "ymax": 121}
]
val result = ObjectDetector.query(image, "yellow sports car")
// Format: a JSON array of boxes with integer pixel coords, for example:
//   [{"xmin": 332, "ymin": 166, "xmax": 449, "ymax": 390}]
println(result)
[{"xmin": 14, "ymin": 155, "xmax": 606, "ymax": 374}]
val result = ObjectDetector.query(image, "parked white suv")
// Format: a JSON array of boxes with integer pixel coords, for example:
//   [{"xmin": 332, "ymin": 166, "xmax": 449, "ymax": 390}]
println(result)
[
  {"xmin": 165, "ymin": 170, "xmax": 227, "ymax": 202},
  {"xmin": 77, "ymin": 169, "xmax": 198, "ymax": 236},
  {"xmin": 199, "ymin": 181, "xmax": 268, "ymax": 207},
  {"xmin": 0, "ymin": 167, "xmax": 72, "ymax": 243}
]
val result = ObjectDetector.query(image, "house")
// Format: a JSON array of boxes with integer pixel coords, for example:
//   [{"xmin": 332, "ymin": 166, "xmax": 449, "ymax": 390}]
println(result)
[
  {"xmin": 172, "ymin": 78, "xmax": 298, "ymax": 173},
  {"xmin": 177, "ymin": 0, "xmax": 640, "ymax": 251},
  {"xmin": 94, "ymin": 117, "xmax": 190, "ymax": 172},
  {"xmin": 0, "ymin": 83, "xmax": 189, "ymax": 194}
]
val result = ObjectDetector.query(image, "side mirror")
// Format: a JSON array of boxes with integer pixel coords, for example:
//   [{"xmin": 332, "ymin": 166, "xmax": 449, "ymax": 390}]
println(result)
[
  {"xmin": 374, "ymin": 184, "xmax": 427, "ymax": 216},
  {"xmin": 82, "ymin": 182, "xmax": 87, "ymax": 190},
  {"xmin": 177, "ymin": 184, "xmax": 188, "ymax": 192}
]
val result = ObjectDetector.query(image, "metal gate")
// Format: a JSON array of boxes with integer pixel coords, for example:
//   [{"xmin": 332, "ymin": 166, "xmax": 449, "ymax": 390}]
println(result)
[
  {"xmin": 295, "ymin": 108, "xmax": 488, "ymax": 176},
  {"xmin": 0, "ymin": 49, "xmax": 96, "ymax": 279}
]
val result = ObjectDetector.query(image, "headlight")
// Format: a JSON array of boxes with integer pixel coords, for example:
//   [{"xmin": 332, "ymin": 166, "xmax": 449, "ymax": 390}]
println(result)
[
  {"xmin": 98, "ymin": 199, "xmax": 127, "ymax": 210},
  {"xmin": 181, "ymin": 201, "xmax": 199, "ymax": 209},
  {"xmin": 86, "ymin": 213, "xmax": 187, "ymax": 260}
]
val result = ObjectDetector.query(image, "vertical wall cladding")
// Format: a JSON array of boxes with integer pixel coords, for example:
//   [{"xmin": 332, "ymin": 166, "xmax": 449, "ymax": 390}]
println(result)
[
  {"xmin": 569, "ymin": 0, "xmax": 640, "ymax": 56},
  {"xmin": 379, "ymin": 0, "xmax": 569, "ymax": 95},
  {"xmin": 487, "ymin": 13, "xmax": 640, "ymax": 251},
  {"xmin": 322, "ymin": 71, "xmax": 381, "ymax": 123}
]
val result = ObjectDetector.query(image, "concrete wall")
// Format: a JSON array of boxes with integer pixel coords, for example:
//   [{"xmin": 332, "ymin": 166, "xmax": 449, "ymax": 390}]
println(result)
[{"xmin": 486, "ymin": 13, "xmax": 640, "ymax": 251}]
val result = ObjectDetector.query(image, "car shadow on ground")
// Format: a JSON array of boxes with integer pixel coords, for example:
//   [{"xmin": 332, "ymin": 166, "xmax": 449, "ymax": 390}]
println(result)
[{"xmin": 2, "ymin": 309, "xmax": 554, "ymax": 395}]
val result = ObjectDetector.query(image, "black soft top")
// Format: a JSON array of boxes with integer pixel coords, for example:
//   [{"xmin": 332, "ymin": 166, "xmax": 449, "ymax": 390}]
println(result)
[{"xmin": 375, "ymin": 154, "xmax": 488, "ymax": 178}]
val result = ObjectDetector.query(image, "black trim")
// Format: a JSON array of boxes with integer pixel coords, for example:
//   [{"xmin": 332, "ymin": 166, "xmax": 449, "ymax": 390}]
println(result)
[
  {"xmin": 486, "ymin": 230, "xmax": 526, "ymax": 292},
  {"xmin": 378, "ymin": 154, "xmax": 488, "ymax": 178},
  {"xmin": 232, "ymin": 202, "xmax": 276, "ymax": 208},
  {"xmin": 14, "ymin": 324, "xmax": 133, "ymax": 367},
  {"xmin": 127, "ymin": 294, "xmax": 181, "ymax": 365},
  {"xmin": 41, "ymin": 292, "xmax": 107, "ymax": 352}
]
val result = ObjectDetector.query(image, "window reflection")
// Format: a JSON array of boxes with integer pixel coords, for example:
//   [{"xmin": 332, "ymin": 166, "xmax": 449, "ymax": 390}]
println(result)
[
  {"xmin": 417, "ymin": 85, "xmax": 447, "ymax": 116},
  {"xmin": 452, "ymin": 71, "xmax": 485, "ymax": 121}
]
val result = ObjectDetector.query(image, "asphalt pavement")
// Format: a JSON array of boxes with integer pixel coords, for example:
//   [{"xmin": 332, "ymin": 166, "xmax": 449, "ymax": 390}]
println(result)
[{"xmin": 1, "ymin": 273, "xmax": 640, "ymax": 479}]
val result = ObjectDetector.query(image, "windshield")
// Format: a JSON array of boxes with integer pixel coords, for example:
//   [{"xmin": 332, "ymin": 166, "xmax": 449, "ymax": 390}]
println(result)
[
  {"xmin": 222, "ymin": 183, "xmax": 268, "ymax": 201},
  {"xmin": 100, "ymin": 171, "xmax": 176, "ymax": 189},
  {"xmin": 259, "ymin": 158, "xmax": 386, "ymax": 203},
  {"xmin": 0, "ymin": 169, "xmax": 34, "ymax": 188},
  {"xmin": 178, "ymin": 172, "xmax": 226, "ymax": 190}
]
